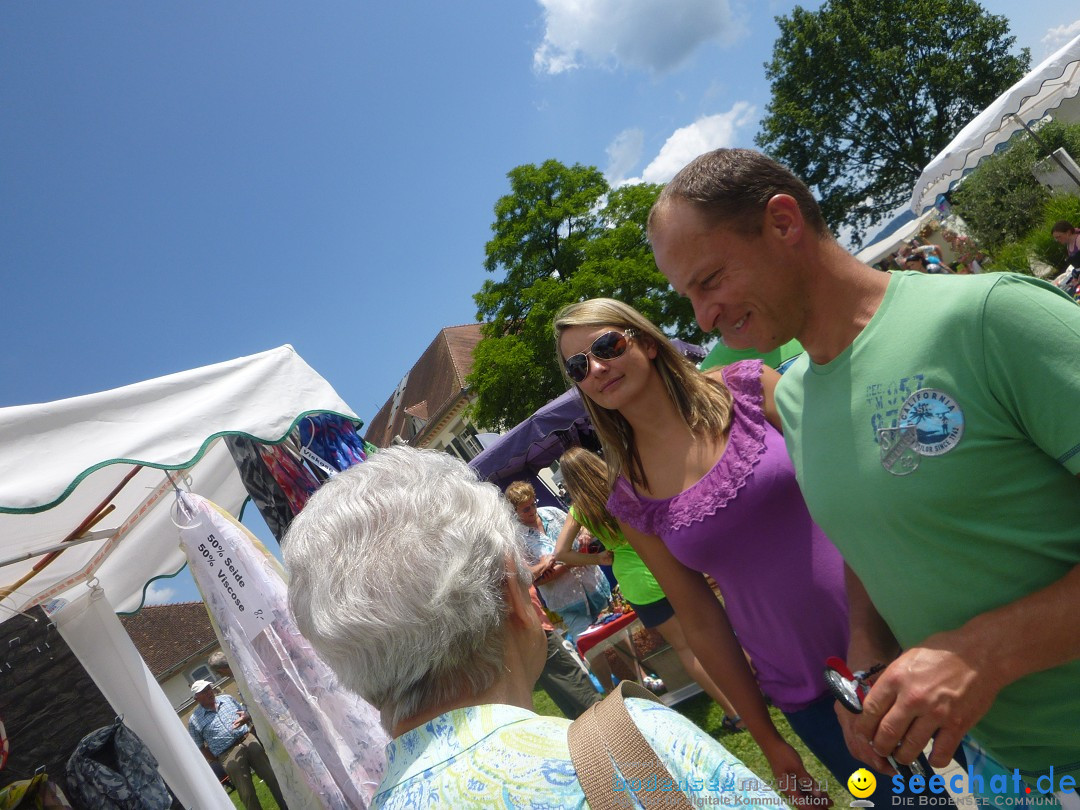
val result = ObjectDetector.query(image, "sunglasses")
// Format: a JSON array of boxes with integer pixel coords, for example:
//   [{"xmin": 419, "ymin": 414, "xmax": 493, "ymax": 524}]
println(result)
[{"xmin": 564, "ymin": 329, "xmax": 636, "ymax": 383}]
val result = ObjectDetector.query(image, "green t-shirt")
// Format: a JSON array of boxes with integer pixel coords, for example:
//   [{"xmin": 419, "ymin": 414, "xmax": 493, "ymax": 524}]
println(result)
[
  {"xmin": 570, "ymin": 505, "xmax": 666, "ymax": 607},
  {"xmin": 776, "ymin": 271, "xmax": 1080, "ymax": 780},
  {"xmin": 699, "ymin": 337, "xmax": 804, "ymax": 372}
]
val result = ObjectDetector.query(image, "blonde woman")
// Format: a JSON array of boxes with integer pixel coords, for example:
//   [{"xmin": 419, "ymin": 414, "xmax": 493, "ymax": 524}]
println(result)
[
  {"xmin": 554, "ymin": 298, "xmax": 865, "ymax": 806},
  {"xmin": 554, "ymin": 445, "xmax": 744, "ymax": 729}
]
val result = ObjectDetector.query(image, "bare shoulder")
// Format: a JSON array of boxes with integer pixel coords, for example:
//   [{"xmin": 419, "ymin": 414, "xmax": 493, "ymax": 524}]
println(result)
[{"xmin": 703, "ymin": 366, "xmax": 725, "ymax": 382}]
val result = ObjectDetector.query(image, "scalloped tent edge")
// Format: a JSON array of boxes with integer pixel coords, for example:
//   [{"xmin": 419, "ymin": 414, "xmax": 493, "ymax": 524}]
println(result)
[
  {"xmin": 910, "ymin": 32, "xmax": 1080, "ymax": 213},
  {"xmin": 0, "ymin": 344, "xmax": 358, "ymax": 616}
]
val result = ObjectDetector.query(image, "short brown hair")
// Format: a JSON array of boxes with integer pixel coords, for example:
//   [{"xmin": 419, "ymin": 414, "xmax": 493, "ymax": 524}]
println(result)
[
  {"xmin": 1051, "ymin": 220, "xmax": 1076, "ymax": 235},
  {"xmin": 505, "ymin": 481, "xmax": 536, "ymax": 507},
  {"xmin": 649, "ymin": 148, "xmax": 829, "ymax": 239}
]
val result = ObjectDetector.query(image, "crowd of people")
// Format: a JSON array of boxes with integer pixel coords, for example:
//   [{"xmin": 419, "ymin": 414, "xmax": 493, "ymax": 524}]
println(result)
[
  {"xmin": 875, "ymin": 240, "xmax": 990, "ymax": 275},
  {"xmin": 278, "ymin": 148, "xmax": 1080, "ymax": 809}
]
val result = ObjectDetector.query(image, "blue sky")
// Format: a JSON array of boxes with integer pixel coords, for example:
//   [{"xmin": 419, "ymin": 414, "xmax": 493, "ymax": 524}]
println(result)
[{"xmin": 3, "ymin": 2, "xmax": 1078, "ymax": 604}]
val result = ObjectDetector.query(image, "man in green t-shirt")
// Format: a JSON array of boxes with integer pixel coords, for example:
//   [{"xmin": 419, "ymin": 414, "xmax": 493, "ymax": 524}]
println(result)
[{"xmin": 645, "ymin": 147, "xmax": 1080, "ymax": 790}]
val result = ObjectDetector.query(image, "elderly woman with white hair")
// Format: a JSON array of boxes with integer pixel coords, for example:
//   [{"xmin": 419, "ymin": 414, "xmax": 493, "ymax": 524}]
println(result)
[{"xmin": 284, "ymin": 446, "xmax": 778, "ymax": 809}]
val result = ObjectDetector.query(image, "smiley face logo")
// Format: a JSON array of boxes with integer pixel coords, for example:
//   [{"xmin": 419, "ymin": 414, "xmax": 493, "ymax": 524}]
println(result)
[{"xmin": 848, "ymin": 769, "xmax": 876, "ymax": 799}]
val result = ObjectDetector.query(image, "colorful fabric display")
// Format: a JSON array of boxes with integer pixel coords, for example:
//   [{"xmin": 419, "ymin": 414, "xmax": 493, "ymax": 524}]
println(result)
[
  {"xmin": 224, "ymin": 435, "xmax": 295, "ymax": 541},
  {"xmin": 298, "ymin": 414, "xmax": 367, "ymax": 473}
]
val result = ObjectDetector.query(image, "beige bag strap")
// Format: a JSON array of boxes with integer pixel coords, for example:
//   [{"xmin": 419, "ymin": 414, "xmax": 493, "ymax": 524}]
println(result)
[{"xmin": 567, "ymin": 680, "xmax": 695, "ymax": 810}]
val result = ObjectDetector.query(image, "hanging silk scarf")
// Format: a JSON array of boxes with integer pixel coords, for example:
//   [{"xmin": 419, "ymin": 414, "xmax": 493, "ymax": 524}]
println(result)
[
  {"xmin": 223, "ymin": 435, "xmax": 295, "ymax": 541},
  {"xmin": 298, "ymin": 415, "xmax": 367, "ymax": 473},
  {"xmin": 177, "ymin": 492, "xmax": 387, "ymax": 810}
]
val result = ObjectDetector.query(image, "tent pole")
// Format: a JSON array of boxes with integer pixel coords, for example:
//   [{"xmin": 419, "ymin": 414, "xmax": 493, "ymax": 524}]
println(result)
[
  {"xmin": 0, "ymin": 531, "xmax": 108, "ymax": 571},
  {"xmin": 0, "ymin": 465, "xmax": 142, "ymax": 600},
  {"xmin": 1012, "ymin": 113, "xmax": 1080, "ymax": 189},
  {"xmin": 0, "ymin": 506, "xmax": 114, "ymax": 598}
]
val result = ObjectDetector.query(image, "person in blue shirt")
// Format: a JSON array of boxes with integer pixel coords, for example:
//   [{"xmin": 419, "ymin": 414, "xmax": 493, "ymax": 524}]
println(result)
[{"xmin": 188, "ymin": 680, "xmax": 288, "ymax": 810}]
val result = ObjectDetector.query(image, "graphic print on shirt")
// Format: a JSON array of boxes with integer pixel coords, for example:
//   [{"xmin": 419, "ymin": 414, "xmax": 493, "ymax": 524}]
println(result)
[
  {"xmin": 865, "ymin": 374, "xmax": 926, "ymax": 440},
  {"xmin": 896, "ymin": 389, "xmax": 964, "ymax": 456}
]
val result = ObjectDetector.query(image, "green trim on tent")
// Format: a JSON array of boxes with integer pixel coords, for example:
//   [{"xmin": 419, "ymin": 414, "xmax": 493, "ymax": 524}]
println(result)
[
  {"xmin": 119, "ymin": 565, "xmax": 193, "ymax": 616},
  {"xmin": 0, "ymin": 410, "xmax": 362, "ymax": 515}
]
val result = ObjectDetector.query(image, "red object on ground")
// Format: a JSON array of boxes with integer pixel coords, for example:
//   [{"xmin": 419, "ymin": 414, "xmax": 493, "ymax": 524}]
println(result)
[{"xmin": 575, "ymin": 610, "xmax": 638, "ymax": 656}]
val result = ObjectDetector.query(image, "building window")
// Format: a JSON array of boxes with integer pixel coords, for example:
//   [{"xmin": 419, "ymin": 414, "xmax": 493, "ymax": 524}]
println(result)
[
  {"xmin": 449, "ymin": 426, "xmax": 486, "ymax": 461},
  {"xmin": 446, "ymin": 423, "xmax": 483, "ymax": 461},
  {"xmin": 188, "ymin": 664, "xmax": 213, "ymax": 684},
  {"xmin": 460, "ymin": 424, "xmax": 483, "ymax": 457}
]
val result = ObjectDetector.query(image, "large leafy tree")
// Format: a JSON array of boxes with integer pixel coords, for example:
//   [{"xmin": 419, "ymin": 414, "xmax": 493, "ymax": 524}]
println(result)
[
  {"xmin": 756, "ymin": 0, "xmax": 1029, "ymax": 245},
  {"xmin": 467, "ymin": 160, "xmax": 701, "ymax": 430}
]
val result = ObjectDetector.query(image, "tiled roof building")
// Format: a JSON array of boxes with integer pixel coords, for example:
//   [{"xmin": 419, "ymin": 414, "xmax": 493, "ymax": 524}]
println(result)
[
  {"xmin": 364, "ymin": 324, "xmax": 486, "ymax": 460},
  {"xmin": 120, "ymin": 601, "xmax": 217, "ymax": 682}
]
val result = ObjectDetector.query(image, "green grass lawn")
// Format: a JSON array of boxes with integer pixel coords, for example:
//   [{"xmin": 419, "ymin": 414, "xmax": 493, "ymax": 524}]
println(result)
[
  {"xmin": 227, "ymin": 776, "xmax": 279, "ymax": 809},
  {"xmin": 533, "ymin": 687, "xmax": 855, "ymax": 808}
]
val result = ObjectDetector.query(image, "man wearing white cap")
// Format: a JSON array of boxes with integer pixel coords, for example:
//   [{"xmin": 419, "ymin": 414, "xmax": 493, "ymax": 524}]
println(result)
[{"xmin": 187, "ymin": 680, "xmax": 288, "ymax": 810}]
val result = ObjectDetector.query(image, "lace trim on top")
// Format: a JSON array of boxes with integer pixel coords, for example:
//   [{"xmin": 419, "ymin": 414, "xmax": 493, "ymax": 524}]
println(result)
[{"xmin": 607, "ymin": 359, "xmax": 768, "ymax": 535}]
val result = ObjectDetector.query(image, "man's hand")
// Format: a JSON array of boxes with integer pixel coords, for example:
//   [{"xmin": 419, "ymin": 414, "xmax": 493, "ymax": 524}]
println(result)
[
  {"xmin": 232, "ymin": 712, "xmax": 250, "ymax": 729},
  {"xmin": 763, "ymin": 739, "xmax": 832, "ymax": 807},
  {"xmin": 853, "ymin": 627, "xmax": 1000, "ymax": 769},
  {"xmin": 835, "ymin": 700, "xmax": 893, "ymax": 773}
]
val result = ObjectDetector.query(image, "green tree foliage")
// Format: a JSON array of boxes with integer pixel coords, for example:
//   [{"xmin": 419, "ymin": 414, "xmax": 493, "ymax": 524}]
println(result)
[
  {"xmin": 950, "ymin": 120, "xmax": 1080, "ymax": 251},
  {"xmin": 468, "ymin": 160, "xmax": 701, "ymax": 431},
  {"xmin": 756, "ymin": 0, "xmax": 1029, "ymax": 246}
]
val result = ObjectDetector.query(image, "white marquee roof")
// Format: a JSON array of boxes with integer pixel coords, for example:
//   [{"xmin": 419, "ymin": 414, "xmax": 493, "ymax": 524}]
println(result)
[
  {"xmin": 0, "ymin": 345, "xmax": 356, "ymax": 618},
  {"xmin": 910, "ymin": 32, "xmax": 1080, "ymax": 213}
]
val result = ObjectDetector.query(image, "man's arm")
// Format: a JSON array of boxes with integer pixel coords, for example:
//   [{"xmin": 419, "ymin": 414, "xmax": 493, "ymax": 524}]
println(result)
[
  {"xmin": 854, "ymin": 555, "xmax": 1080, "ymax": 768},
  {"xmin": 189, "ymin": 718, "xmax": 215, "ymax": 762},
  {"xmin": 836, "ymin": 564, "xmax": 902, "ymax": 772}
]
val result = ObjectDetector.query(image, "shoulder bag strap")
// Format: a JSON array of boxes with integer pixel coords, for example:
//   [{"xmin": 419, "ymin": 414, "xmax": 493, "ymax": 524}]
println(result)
[{"xmin": 568, "ymin": 680, "xmax": 695, "ymax": 810}]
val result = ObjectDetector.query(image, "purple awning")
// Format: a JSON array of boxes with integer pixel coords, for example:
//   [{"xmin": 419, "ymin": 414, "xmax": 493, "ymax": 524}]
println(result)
[{"xmin": 468, "ymin": 388, "xmax": 591, "ymax": 484}]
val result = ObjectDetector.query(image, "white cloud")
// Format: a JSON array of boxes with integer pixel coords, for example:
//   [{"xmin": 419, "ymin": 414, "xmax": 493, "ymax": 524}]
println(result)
[
  {"xmin": 604, "ymin": 128, "xmax": 645, "ymax": 185},
  {"xmin": 1041, "ymin": 19, "xmax": 1080, "ymax": 51},
  {"xmin": 534, "ymin": 0, "xmax": 746, "ymax": 75},
  {"xmin": 624, "ymin": 102, "xmax": 757, "ymax": 185},
  {"xmin": 144, "ymin": 581, "xmax": 178, "ymax": 605}
]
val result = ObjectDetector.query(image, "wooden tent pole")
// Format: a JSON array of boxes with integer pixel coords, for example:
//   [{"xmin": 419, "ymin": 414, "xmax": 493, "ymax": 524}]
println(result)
[{"xmin": 0, "ymin": 464, "xmax": 143, "ymax": 601}]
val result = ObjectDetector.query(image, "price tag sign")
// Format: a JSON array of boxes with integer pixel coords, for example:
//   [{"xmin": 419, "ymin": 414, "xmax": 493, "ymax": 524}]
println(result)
[{"xmin": 177, "ymin": 493, "xmax": 272, "ymax": 641}]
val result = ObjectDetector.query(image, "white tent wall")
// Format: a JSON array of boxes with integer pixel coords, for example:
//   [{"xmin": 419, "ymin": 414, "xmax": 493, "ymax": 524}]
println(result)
[
  {"xmin": 0, "ymin": 345, "xmax": 362, "ymax": 805},
  {"xmin": 55, "ymin": 586, "xmax": 233, "ymax": 809}
]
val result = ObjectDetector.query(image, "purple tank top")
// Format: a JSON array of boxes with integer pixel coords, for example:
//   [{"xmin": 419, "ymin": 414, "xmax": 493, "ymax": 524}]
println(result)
[{"xmin": 607, "ymin": 359, "xmax": 848, "ymax": 711}]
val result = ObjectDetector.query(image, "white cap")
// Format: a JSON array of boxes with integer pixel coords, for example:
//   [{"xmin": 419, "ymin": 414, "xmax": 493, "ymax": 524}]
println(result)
[{"xmin": 190, "ymin": 679, "xmax": 214, "ymax": 695}]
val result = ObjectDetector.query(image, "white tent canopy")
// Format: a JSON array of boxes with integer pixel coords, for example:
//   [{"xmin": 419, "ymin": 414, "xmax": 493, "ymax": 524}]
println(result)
[
  {"xmin": 910, "ymin": 32, "xmax": 1080, "ymax": 213},
  {"xmin": 854, "ymin": 209, "xmax": 939, "ymax": 265},
  {"xmin": 0, "ymin": 345, "xmax": 358, "ymax": 808},
  {"xmin": 0, "ymin": 344, "xmax": 356, "ymax": 616}
]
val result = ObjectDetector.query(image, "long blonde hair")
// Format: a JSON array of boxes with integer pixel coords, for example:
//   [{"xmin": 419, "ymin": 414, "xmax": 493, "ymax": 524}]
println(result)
[
  {"xmin": 553, "ymin": 298, "xmax": 733, "ymax": 490},
  {"xmin": 558, "ymin": 447, "xmax": 622, "ymax": 545}
]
